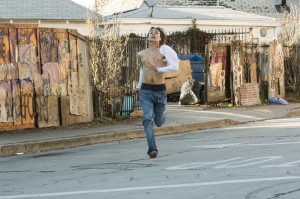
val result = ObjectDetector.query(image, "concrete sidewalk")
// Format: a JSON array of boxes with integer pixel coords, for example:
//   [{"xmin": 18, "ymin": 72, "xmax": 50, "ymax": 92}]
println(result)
[{"xmin": 1, "ymin": 103, "xmax": 300, "ymax": 157}]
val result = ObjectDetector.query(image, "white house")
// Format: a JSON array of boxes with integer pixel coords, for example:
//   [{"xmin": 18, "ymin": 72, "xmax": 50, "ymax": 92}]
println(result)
[
  {"xmin": 0, "ymin": 0, "xmax": 294, "ymax": 43},
  {"xmin": 119, "ymin": 1, "xmax": 283, "ymax": 44}
]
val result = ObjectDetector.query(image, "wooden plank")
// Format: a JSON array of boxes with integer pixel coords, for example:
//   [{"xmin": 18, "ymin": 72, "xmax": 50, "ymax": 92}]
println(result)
[
  {"xmin": 56, "ymin": 31, "xmax": 69, "ymax": 40},
  {"xmin": 68, "ymin": 29, "xmax": 87, "ymax": 41},
  {"xmin": 0, "ymin": 24, "xmax": 38, "ymax": 29},
  {"xmin": 0, "ymin": 122, "xmax": 14, "ymax": 131},
  {"xmin": 206, "ymin": 44, "xmax": 230, "ymax": 104},
  {"xmin": 18, "ymin": 28, "xmax": 37, "ymax": 46},
  {"xmin": 0, "ymin": 81, "xmax": 13, "ymax": 123},
  {"xmin": 231, "ymin": 40, "xmax": 243, "ymax": 105},
  {"xmin": 77, "ymin": 39, "xmax": 93, "ymax": 122},
  {"xmin": 0, "ymin": 123, "xmax": 34, "ymax": 132},
  {"xmin": 42, "ymin": 62, "xmax": 60, "ymax": 95},
  {"xmin": 207, "ymin": 89, "xmax": 226, "ymax": 103},
  {"xmin": 36, "ymin": 93, "xmax": 60, "ymax": 128},
  {"xmin": 61, "ymin": 96, "xmax": 83, "ymax": 126},
  {"xmin": 12, "ymin": 80, "xmax": 22, "ymax": 125},
  {"xmin": 0, "ymin": 28, "xmax": 10, "ymax": 64},
  {"xmin": 9, "ymin": 28, "xmax": 17, "ymax": 63},
  {"xmin": 20, "ymin": 80, "xmax": 34, "ymax": 125},
  {"xmin": 36, "ymin": 28, "xmax": 42, "ymax": 74},
  {"xmin": 58, "ymin": 39, "xmax": 70, "ymax": 62},
  {"xmin": 69, "ymin": 34, "xmax": 78, "ymax": 73},
  {"xmin": 39, "ymin": 30, "xmax": 58, "ymax": 64}
]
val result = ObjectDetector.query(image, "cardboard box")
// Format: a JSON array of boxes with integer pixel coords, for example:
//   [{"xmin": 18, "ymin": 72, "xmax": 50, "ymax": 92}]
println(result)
[
  {"xmin": 165, "ymin": 60, "xmax": 192, "ymax": 79},
  {"xmin": 166, "ymin": 74, "xmax": 192, "ymax": 94}
]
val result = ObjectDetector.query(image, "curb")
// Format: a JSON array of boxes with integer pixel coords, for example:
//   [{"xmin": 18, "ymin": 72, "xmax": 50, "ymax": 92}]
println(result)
[
  {"xmin": 0, "ymin": 119, "xmax": 238, "ymax": 157},
  {"xmin": 287, "ymin": 108, "xmax": 300, "ymax": 117}
]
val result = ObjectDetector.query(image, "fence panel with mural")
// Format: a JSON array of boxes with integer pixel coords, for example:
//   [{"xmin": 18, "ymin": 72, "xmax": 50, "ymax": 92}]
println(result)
[{"xmin": 0, "ymin": 24, "xmax": 93, "ymax": 132}]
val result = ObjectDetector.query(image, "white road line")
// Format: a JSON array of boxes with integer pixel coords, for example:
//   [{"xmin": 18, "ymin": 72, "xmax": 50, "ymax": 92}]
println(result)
[
  {"xmin": 191, "ymin": 143, "xmax": 242, "ymax": 149},
  {"xmin": 262, "ymin": 160, "xmax": 300, "ymax": 168},
  {"xmin": 165, "ymin": 157, "xmax": 243, "ymax": 170},
  {"xmin": 192, "ymin": 141, "xmax": 300, "ymax": 149},
  {"xmin": 213, "ymin": 156, "xmax": 282, "ymax": 168},
  {"xmin": 224, "ymin": 122, "xmax": 300, "ymax": 130},
  {"xmin": 0, "ymin": 176, "xmax": 299, "ymax": 198}
]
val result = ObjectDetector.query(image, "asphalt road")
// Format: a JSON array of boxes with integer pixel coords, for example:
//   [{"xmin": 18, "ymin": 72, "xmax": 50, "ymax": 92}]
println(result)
[{"xmin": 1, "ymin": 117, "xmax": 300, "ymax": 199}]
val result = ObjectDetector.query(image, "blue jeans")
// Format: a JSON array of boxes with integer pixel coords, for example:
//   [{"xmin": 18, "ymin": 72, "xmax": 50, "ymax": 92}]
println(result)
[{"xmin": 139, "ymin": 88, "xmax": 167, "ymax": 155}]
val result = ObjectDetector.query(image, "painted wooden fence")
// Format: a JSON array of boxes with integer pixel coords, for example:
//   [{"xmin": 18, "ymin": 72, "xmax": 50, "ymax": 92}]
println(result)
[{"xmin": 0, "ymin": 24, "xmax": 93, "ymax": 132}]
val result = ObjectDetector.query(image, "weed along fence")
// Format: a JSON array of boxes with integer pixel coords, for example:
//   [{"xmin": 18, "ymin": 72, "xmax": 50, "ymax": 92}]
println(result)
[{"xmin": 0, "ymin": 24, "xmax": 93, "ymax": 132}]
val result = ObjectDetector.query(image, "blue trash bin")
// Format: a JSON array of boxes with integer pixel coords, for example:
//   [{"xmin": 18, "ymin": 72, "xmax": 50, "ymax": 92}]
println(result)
[{"xmin": 178, "ymin": 54, "xmax": 205, "ymax": 83}]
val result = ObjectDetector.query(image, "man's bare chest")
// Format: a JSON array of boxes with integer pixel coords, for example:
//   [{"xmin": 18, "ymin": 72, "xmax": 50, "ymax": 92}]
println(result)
[{"xmin": 140, "ymin": 49, "xmax": 164, "ymax": 65}]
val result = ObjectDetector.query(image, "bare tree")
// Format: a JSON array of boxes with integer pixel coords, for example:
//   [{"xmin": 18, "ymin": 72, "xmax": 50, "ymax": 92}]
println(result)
[
  {"xmin": 87, "ymin": 0, "xmax": 129, "ymax": 118},
  {"xmin": 280, "ymin": 2, "xmax": 300, "ymax": 96}
]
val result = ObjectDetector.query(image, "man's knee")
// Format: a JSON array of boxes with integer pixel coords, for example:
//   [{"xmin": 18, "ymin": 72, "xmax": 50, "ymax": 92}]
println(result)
[{"xmin": 154, "ymin": 118, "xmax": 165, "ymax": 127}]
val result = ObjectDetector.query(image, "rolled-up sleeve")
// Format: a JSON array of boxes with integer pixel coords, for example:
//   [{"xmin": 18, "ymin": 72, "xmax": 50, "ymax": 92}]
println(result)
[
  {"xmin": 136, "ymin": 67, "xmax": 143, "ymax": 90},
  {"xmin": 157, "ymin": 45, "xmax": 179, "ymax": 73}
]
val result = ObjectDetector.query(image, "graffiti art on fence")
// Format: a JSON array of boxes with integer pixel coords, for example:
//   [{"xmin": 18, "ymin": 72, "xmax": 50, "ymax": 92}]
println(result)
[
  {"xmin": 36, "ymin": 93, "xmax": 59, "ymax": 128},
  {"xmin": 42, "ymin": 62, "xmax": 61, "ymax": 95},
  {"xmin": 57, "ymin": 39, "xmax": 70, "ymax": 96},
  {"xmin": 220, "ymin": 69, "xmax": 225, "ymax": 91},
  {"xmin": 20, "ymin": 80, "xmax": 34, "ymax": 124},
  {"xmin": 0, "ymin": 81, "xmax": 13, "ymax": 122},
  {"xmin": 0, "ymin": 27, "xmax": 92, "ymax": 130},
  {"xmin": 58, "ymin": 62, "xmax": 68, "ymax": 96},
  {"xmin": 18, "ymin": 29, "xmax": 36, "ymax": 46},
  {"xmin": 211, "ymin": 48, "xmax": 217, "ymax": 64},
  {"xmin": 12, "ymin": 80, "xmax": 21, "ymax": 125},
  {"xmin": 40, "ymin": 31, "xmax": 58, "ymax": 64},
  {"xmin": 42, "ymin": 73, "xmax": 51, "ymax": 96},
  {"xmin": 209, "ymin": 62, "xmax": 222, "ymax": 87},
  {"xmin": 217, "ymin": 49, "xmax": 227, "ymax": 71},
  {"xmin": 19, "ymin": 45, "xmax": 38, "ymax": 74},
  {"xmin": 19, "ymin": 45, "xmax": 31, "ymax": 64},
  {"xmin": 36, "ymin": 92, "xmax": 49, "ymax": 125},
  {"xmin": 9, "ymin": 29, "xmax": 17, "ymax": 63},
  {"xmin": 58, "ymin": 40, "xmax": 70, "ymax": 62},
  {"xmin": 18, "ymin": 45, "xmax": 38, "ymax": 81},
  {"xmin": 208, "ymin": 47, "xmax": 227, "ymax": 89},
  {"xmin": 0, "ymin": 29, "xmax": 9, "ymax": 64}
]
